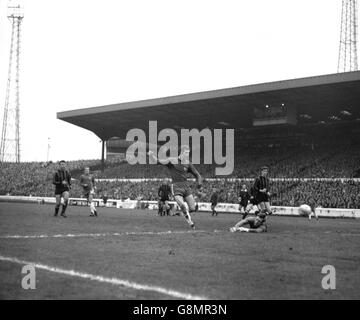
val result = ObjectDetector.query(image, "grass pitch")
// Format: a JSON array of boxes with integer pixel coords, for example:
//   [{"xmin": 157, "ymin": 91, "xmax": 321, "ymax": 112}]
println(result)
[{"xmin": 0, "ymin": 202, "xmax": 359, "ymax": 300}]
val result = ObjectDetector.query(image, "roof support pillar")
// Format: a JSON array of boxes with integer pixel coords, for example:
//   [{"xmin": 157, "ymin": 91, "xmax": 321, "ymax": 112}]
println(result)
[{"xmin": 101, "ymin": 140, "xmax": 105, "ymax": 172}]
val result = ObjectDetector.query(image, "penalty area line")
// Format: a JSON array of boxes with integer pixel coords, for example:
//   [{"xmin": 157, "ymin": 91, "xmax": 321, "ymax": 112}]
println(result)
[{"xmin": 0, "ymin": 255, "xmax": 208, "ymax": 300}]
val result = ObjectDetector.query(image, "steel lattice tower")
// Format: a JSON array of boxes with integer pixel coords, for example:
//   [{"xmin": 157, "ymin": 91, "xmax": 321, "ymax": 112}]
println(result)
[
  {"xmin": 338, "ymin": 0, "xmax": 359, "ymax": 72},
  {"xmin": 0, "ymin": 3, "xmax": 24, "ymax": 162}
]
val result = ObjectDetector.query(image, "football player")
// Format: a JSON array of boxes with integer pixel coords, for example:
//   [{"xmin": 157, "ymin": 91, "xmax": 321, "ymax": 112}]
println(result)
[
  {"xmin": 158, "ymin": 179, "xmax": 172, "ymax": 216},
  {"xmin": 253, "ymin": 166, "xmax": 273, "ymax": 215},
  {"xmin": 80, "ymin": 167, "xmax": 97, "ymax": 217},
  {"xmin": 238, "ymin": 184, "xmax": 251, "ymax": 219},
  {"xmin": 52, "ymin": 160, "xmax": 71, "ymax": 218},
  {"xmin": 148, "ymin": 145, "xmax": 202, "ymax": 229},
  {"xmin": 230, "ymin": 212, "xmax": 267, "ymax": 233},
  {"xmin": 210, "ymin": 188, "xmax": 219, "ymax": 216}
]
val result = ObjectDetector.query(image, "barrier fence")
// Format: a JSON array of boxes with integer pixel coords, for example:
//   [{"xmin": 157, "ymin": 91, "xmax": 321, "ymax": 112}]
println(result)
[{"xmin": 1, "ymin": 195, "xmax": 359, "ymax": 218}]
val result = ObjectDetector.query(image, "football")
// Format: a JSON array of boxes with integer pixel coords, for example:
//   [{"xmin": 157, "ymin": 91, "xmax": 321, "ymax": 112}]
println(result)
[{"xmin": 298, "ymin": 204, "xmax": 312, "ymax": 216}]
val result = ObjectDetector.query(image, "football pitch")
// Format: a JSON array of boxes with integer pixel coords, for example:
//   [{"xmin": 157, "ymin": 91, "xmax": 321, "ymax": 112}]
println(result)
[{"xmin": 0, "ymin": 202, "xmax": 359, "ymax": 300}]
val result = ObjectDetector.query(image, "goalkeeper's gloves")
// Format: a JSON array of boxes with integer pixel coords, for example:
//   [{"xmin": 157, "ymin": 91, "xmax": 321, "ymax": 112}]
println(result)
[{"xmin": 238, "ymin": 227, "xmax": 250, "ymax": 233}]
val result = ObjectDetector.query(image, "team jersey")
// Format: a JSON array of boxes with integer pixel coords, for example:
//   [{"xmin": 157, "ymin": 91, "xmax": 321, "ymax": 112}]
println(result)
[
  {"xmin": 53, "ymin": 169, "xmax": 71, "ymax": 190},
  {"xmin": 210, "ymin": 192, "xmax": 219, "ymax": 204},
  {"xmin": 253, "ymin": 176, "xmax": 270, "ymax": 193},
  {"xmin": 239, "ymin": 190, "xmax": 250, "ymax": 205},
  {"xmin": 244, "ymin": 216, "xmax": 267, "ymax": 232},
  {"xmin": 80, "ymin": 174, "xmax": 95, "ymax": 191},
  {"xmin": 158, "ymin": 184, "xmax": 172, "ymax": 200},
  {"xmin": 164, "ymin": 161, "xmax": 200, "ymax": 184}
]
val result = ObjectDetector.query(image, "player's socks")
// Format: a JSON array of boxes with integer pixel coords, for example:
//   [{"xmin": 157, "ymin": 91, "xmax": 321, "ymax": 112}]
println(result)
[
  {"xmin": 186, "ymin": 214, "xmax": 195, "ymax": 229},
  {"xmin": 54, "ymin": 206, "xmax": 59, "ymax": 216},
  {"xmin": 184, "ymin": 211, "xmax": 194, "ymax": 227},
  {"xmin": 90, "ymin": 202, "xmax": 96, "ymax": 215},
  {"xmin": 184, "ymin": 212, "xmax": 192, "ymax": 223},
  {"xmin": 61, "ymin": 203, "xmax": 68, "ymax": 217}
]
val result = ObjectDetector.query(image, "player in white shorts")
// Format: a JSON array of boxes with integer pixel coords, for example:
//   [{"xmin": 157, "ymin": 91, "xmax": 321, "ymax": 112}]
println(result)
[{"xmin": 80, "ymin": 167, "xmax": 97, "ymax": 217}]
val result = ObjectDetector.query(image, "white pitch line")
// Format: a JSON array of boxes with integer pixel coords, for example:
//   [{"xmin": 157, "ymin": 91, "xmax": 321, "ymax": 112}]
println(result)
[
  {"xmin": 0, "ymin": 255, "xmax": 208, "ymax": 300},
  {"xmin": 0, "ymin": 229, "xmax": 221, "ymax": 239}
]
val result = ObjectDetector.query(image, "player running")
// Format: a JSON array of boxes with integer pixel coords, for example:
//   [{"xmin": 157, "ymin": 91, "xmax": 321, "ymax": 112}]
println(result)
[
  {"xmin": 230, "ymin": 212, "xmax": 267, "ymax": 233},
  {"xmin": 80, "ymin": 167, "xmax": 97, "ymax": 217},
  {"xmin": 148, "ymin": 145, "xmax": 202, "ymax": 229},
  {"xmin": 158, "ymin": 179, "xmax": 172, "ymax": 216},
  {"xmin": 52, "ymin": 160, "xmax": 71, "ymax": 218},
  {"xmin": 253, "ymin": 166, "xmax": 273, "ymax": 215}
]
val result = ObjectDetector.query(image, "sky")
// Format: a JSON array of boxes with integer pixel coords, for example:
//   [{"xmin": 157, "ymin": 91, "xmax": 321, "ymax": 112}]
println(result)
[{"xmin": 0, "ymin": 0, "xmax": 350, "ymax": 162}]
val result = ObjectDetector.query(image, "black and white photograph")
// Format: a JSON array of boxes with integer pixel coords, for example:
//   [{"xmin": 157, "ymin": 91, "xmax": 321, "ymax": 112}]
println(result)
[{"xmin": 0, "ymin": 0, "xmax": 359, "ymax": 304}]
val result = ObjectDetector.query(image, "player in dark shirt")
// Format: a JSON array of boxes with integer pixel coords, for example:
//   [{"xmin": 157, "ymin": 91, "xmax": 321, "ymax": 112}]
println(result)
[
  {"xmin": 52, "ymin": 160, "xmax": 71, "ymax": 217},
  {"xmin": 210, "ymin": 188, "xmax": 220, "ymax": 216},
  {"xmin": 158, "ymin": 179, "xmax": 172, "ymax": 216},
  {"xmin": 148, "ymin": 145, "xmax": 202, "ymax": 229},
  {"xmin": 230, "ymin": 212, "xmax": 267, "ymax": 233},
  {"xmin": 238, "ymin": 184, "xmax": 251, "ymax": 219},
  {"xmin": 102, "ymin": 194, "xmax": 108, "ymax": 206},
  {"xmin": 80, "ymin": 167, "xmax": 97, "ymax": 217},
  {"xmin": 253, "ymin": 166, "xmax": 273, "ymax": 215}
]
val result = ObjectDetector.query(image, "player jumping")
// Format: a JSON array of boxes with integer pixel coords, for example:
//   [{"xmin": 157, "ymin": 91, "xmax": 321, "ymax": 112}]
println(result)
[
  {"xmin": 52, "ymin": 160, "xmax": 71, "ymax": 218},
  {"xmin": 148, "ymin": 145, "xmax": 202, "ymax": 229},
  {"xmin": 80, "ymin": 167, "xmax": 98, "ymax": 217},
  {"xmin": 230, "ymin": 212, "xmax": 267, "ymax": 233}
]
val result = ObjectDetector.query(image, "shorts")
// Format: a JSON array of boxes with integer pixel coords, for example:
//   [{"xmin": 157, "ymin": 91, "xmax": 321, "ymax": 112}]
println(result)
[
  {"xmin": 172, "ymin": 182, "xmax": 192, "ymax": 198},
  {"xmin": 83, "ymin": 188, "xmax": 95, "ymax": 199},
  {"xmin": 256, "ymin": 192, "xmax": 269, "ymax": 203},
  {"xmin": 160, "ymin": 197, "xmax": 170, "ymax": 202},
  {"xmin": 55, "ymin": 186, "xmax": 70, "ymax": 195}
]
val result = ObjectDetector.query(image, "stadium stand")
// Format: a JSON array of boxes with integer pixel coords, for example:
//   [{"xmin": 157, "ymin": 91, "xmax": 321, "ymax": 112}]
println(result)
[
  {"xmin": 1, "ymin": 141, "xmax": 359, "ymax": 209},
  {"xmin": 0, "ymin": 160, "xmax": 100, "ymax": 197}
]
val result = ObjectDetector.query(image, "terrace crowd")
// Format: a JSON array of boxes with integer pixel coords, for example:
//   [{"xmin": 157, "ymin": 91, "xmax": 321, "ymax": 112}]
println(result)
[{"xmin": 0, "ymin": 143, "xmax": 359, "ymax": 209}]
